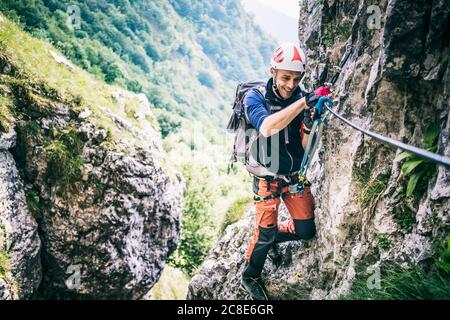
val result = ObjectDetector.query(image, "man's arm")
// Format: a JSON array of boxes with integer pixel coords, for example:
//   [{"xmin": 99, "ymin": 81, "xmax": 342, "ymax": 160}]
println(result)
[{"xmin": 259, "ymin": 97, "xmax": 308, "ymax": 137}]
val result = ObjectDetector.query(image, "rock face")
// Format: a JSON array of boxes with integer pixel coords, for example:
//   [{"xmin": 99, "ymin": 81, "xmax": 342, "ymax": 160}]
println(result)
[
  {"xmin": 0, "ymin": 129, "xmax": 42, "ymax": 300},
  {"xmin": 0, "ymin": 59, "xmax": 182, "ymax": 299},
  {"xmin": 189, "ymin": 0, "xmax": 449, "ymax": 299},
  {"xmin": 30, "ymin": 103, "xmax": 181, "ymax": 299}
]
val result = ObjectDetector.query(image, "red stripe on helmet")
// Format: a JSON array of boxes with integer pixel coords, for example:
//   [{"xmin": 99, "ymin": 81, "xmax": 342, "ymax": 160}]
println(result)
[
  {"xmin": 273, "ymin": 47, "xmax": 284, "ymax": 63},
  {"xmin": 292, "ymin": 46, "xmax": 303, "ymax": 62}
]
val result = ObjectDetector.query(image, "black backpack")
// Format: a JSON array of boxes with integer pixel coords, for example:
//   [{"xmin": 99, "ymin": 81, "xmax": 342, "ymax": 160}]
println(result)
[{"xmin": 226, "ymin": 80, "xmax": 267, "ymax": 173}]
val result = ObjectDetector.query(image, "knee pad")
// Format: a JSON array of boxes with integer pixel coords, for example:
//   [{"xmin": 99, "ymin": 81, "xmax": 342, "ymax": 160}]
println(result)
[
  {"xmin": 258, "ymin": 225, "xmax": 277, "ymax": 242},
  {"xmin": 294, "ymin": 219, "xmax": 316, "ymax": 240}
]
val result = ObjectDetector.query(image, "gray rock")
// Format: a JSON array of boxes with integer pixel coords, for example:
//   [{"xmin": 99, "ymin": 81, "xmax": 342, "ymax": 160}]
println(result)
[
  {"xmin": 0, "ymin": 151, "xmax": 42, "ymax": 299},
  {"xmin": 0, "ymin": 129, "xmax": 16, "ymax": 150},
  {"xmin": 36, "ymin": 143, "xmax": 182, "ymax": 299},
  {"xmin": 0, "ymin": 278, "xmax": 12, "ymax": 300}
]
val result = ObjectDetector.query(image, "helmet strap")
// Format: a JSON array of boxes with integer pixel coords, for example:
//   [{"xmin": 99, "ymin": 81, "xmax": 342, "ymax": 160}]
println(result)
[{"xmin": 272, "ymin": 70, "xmax": 283, "ymax": 99}]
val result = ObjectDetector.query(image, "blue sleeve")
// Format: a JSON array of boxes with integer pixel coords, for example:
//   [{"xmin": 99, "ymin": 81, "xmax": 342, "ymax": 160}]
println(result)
[{"xmin": 244, "ymin": 90, "xmax": 269, "ymax": 132}]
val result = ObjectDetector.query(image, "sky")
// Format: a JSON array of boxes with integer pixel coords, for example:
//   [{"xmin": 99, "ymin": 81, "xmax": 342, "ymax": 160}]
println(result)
[{"xmin": 254, "ymin": 0, "xmax": 300, "ymax": 19}]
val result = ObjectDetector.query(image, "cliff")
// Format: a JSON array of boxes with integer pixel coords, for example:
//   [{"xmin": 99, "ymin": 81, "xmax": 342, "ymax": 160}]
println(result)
[
  {"xmin": 188, "ymin": 0, "xmax": 449, "ymax": 299},
  {"xmin": 0, "ymin": 15, "xmax": 182, "ymax": 299}
]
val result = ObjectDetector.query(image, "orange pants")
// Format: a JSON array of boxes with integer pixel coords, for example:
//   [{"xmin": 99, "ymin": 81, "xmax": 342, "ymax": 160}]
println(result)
[{"xmin": 243, "ymin": 176, "xmax": 316, "ymax": 278}]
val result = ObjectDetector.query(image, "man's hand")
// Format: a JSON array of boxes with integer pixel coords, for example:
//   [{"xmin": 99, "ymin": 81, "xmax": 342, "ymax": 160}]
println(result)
[
  {"xmin": 279, "ymin": 218, "xmax": 295, "ymax": 234},
  {"xmin": 305, "ymin": 86, "xmax": 333, "ymax": 106},
  {"xmin": 315, "ymin": 86, "xmax": 333, "ymax": 97},
  {"xmin": 303, "ymin": 86, "xmax": 333, "ymax": 128}
]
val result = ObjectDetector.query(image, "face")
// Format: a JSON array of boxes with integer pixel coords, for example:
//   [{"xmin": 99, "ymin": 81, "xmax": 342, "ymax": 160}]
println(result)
[{"xmin": 270, "ymin": 68, "xmax": 303, "ymax": 99}]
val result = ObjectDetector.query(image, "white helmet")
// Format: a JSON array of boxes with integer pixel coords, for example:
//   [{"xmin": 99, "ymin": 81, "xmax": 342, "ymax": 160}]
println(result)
[{"xmin": 270, "ymin": 42, "xmax": 307, "ymax": 73}]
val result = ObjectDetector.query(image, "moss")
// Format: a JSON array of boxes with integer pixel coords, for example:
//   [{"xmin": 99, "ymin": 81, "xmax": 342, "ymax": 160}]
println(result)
[
  {"xmin": 0, "ymin": 96, "xmax": 14, "ymax": 132},
  {"xmin": 393, "ymin": 204, "xmax": 416, "ymax": 231},
  {"xmin": 377, "ymin": 235, "xmax": 391, "ymax": 250},
  {"xmin": 322, "ymin": 19, "xmax": 352, "ymax": 48},
  {"xmin": 45, "ymin": 127, "xmax": 85, "ymax": 196},
  {"xmin": 0, "ymin": 250, "xmax": 10, "ymax": 278},
  {"xmin": 25, "ymin": 188, "xmax": 43, "ymax": 219}
]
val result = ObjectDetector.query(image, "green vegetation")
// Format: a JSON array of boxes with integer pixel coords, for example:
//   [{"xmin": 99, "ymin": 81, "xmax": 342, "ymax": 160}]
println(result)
[
  {"xmin": 0, "ymin": 0, "xmax": 273, "ymax": 129},
  {"xmin": 395, "ymin": 124, "xmax": 439, "ymax": 198},
  {"xmin": 0, "ymin": 250, "xmax": 10, "ymax": 278},
  {"xmin": 0, "ymin": 96, "xmax": 14, "ymax": 132},
  {"xmin": 169, "ymin": 0, "xmax": 273, "ymax": 81},
  {"xmin": 377, "ymin": 235, "xmax": 391, "ymax": 250},
  {"xmin": 148, "ymin": 265, "xmax": 190, "ymax": 300},
  {"xmin": 392, "ymin": 204, "xmax": 416, "ymax": 232},
  {"xmin": 220, "ymin": 195, "xmax": 253, "ymax": 234},
  {"xmin": 343, "ymin": 238, "xmax": 450, "ymax": 299},
  {"xmin": 45, "ymin": 127, "xmax": 85, "ymax": 195},
  {"xmin": 156, "ymin": 112, "xmax": 182, "ymax": 139},
  {"xmin": 25, "ymin": 188, "xmax": 42, "ymax": 218},
  {"xmin": 342, "ymin": 263, "xmax": 450, "ymax": 300},
  {"xmin": 169, "ymin": 163, "xmax": 216, "ymax": 277},
  {"xmin": 322, "ymin": 18, "xmax": 352, "ymax": 48},
  {"xmin": 0, "ymin": 223, "xmax": 7, "ymax": 279},
  {"xmin": 435, "ymin": 237, "xmax": 450, "ymax": 274},
  {"xmin": 353, "ymin": 165, "xmax": 389, "ymax": 207}
]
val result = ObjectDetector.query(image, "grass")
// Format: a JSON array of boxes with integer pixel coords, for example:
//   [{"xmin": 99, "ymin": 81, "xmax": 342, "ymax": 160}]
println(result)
[
  {"xmin": 341, "ymin": 263, "xmax": 450, "ymax": 300},
  {"xmin": 353, "ymin": 166, "xmax": 389, "ymax": 207},
  {"xmin": 219, "ymin": 195, "xmax": 253, "ymax": 234},
  {"xmin": 377, "ymin": 236, "xmax": 391, "ymax": 250},
  {"xmin": 0, "ymin": 95, "xmax": 14, "ymax": 132},
  {"xmin": 435, "ymin": 238, "xmax": 450, "ymax": 274},
  {"xmin": 148, "ymin": 265, "xmax": 189, "ymax": 300},
  {"xmin": 0, "ymin": 250, "xmax": 10, "ymax": 278},
  {"xmin": 45, "ymin": 127, "xmax": 85, "ymax": 196},
  {"xmin": 0, "ymin": 14, "xmax": 157, "ymax": 151}
]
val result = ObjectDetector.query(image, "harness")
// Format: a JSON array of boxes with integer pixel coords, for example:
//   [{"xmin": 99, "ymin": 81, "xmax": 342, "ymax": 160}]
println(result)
[
  {"xmin": 252, "ymin": 94, "xmax": 333, "ymax": 203},
  {"xmin": 253, "ymin": 175, "xmax": 312, "ymax": 202}
]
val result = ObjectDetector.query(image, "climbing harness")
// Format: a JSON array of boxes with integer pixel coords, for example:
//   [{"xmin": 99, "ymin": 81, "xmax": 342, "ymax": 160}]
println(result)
[{"xmin": 253, "ymin": 175, "xmax": 312, "ymax": 202}]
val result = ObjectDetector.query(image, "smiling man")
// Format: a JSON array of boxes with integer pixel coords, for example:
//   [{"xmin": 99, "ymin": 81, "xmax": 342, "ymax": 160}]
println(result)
[{"xmin": 240, "ymin": 42, "xmax": 332, "ymax": 300}]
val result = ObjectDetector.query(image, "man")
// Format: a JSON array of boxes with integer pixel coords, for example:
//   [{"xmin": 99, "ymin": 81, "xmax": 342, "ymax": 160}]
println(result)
[{"xmin": 241, "ymin": 42, "xmax": 331, "ymax": 300}]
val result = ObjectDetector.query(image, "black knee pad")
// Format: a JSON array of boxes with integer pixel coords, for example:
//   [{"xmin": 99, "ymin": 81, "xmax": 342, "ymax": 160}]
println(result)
[
  {"xmin": 293, "ymin": 219, "xmax": 316, "ymax": 240},
  {"xmin": 258, "ymin": 226, "xmax": 278, "ymax": 243}
]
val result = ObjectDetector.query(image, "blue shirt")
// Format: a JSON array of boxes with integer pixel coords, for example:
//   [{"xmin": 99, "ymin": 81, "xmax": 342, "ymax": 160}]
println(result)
[{"xmin": 244, "ymin": 90, "xmax": 269, "ymax": 132}]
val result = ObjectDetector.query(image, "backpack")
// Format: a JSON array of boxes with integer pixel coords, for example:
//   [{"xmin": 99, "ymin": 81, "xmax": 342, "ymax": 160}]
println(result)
[{"xmin": 226, "ymin": 80, "xmax": 267, "ymax": 174}]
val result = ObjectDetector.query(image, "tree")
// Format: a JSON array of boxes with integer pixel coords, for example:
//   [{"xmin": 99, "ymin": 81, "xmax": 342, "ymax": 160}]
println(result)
[
  {"xmin": 197, "ymin": 71, "xmax": 216, "ymax": 89},
  {"xmin": 104, "ymin": 63, "xmax": 123, "ymax": 83},
  {"xmin": 168, "ymin": 163, "xmax": 215, "ymax": 276},
  {"xmin": 157, "ymin": 113, "xmax": 182, "ymax": 138}
]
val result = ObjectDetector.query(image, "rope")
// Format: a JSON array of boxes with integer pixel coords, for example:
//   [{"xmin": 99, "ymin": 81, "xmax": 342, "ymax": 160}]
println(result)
[{"xmin": 325, "ymin": 105, "xmax": 450, "ymax": 168}]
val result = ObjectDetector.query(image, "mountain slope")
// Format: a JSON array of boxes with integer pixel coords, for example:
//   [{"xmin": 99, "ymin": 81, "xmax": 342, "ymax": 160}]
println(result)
[{"xmin": 0, "ymin": 0, "xmax": 275, "ymax": 126}]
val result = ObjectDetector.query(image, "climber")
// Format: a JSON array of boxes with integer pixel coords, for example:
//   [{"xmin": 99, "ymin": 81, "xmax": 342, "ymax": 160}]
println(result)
[{"xmin": 240, "ymin": 42, "xmax": 332, "ymax": 300}]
